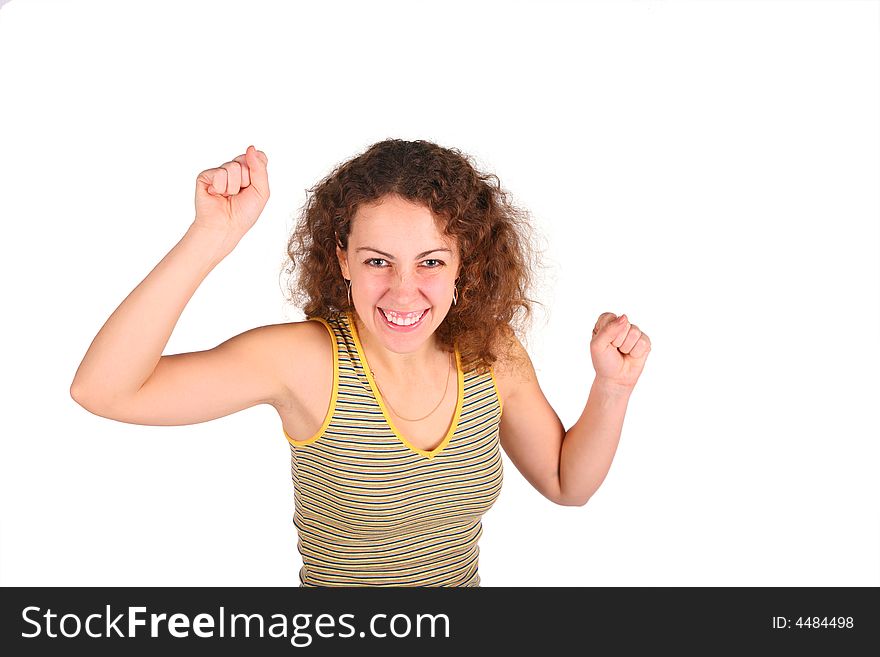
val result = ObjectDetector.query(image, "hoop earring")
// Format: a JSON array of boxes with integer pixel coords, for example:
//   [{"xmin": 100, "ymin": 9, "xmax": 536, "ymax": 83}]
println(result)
[
  {"xmin": 346, "ymin": 279, "xmax": 352, "ymax": 307},
  {"xmin": 452, "ymin": 284, "xmax": 458, "ymax": 306}
]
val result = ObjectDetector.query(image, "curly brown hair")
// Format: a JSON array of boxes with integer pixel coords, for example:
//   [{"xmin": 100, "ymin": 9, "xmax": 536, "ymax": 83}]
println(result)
[{"xmin": 280, "ymin": 138, "xmax": 542, "ymax": 375}]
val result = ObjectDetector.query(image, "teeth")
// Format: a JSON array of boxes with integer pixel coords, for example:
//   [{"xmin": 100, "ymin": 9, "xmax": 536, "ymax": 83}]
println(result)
[{"xmin": 381, "ymin": 309, "xmax": 426, "ymax": 326}]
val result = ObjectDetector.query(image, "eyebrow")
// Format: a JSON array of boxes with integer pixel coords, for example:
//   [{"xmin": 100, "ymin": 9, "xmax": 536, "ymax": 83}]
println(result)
[{"xmin": 355, "ymin": 247, "xmax": 452, "ymax": 260}]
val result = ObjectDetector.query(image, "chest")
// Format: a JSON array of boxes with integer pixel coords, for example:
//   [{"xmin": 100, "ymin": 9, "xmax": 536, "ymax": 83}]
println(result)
[
  {"xmin": 276, "ymin": 317, "xmax": 510, "ymax": 450},
  {"xmin": 276, "ymin": 361, "xmax": 465, "ymax": 452},
  {"xmin": 282, "ymin": 324, "xmax": 506, "ymax": 531},
  {"xmin": 368, "ymin": 375, "xmax": 461, "ymax": 452},
  {"xmin": 288, "ymin": 384, "xmax": 504, "ymax": 533}
]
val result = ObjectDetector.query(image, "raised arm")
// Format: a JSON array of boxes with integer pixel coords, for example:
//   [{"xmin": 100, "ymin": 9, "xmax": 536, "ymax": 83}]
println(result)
[
  {"xmin": 496, "ymin": 314, "xmax": 648, "ymax": 507},
  {"xmin": 70, "ymin": 146, "xmax": 277, "ymax": 422}
]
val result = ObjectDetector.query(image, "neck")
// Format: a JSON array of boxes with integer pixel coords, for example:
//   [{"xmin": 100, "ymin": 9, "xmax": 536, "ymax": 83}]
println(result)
[{"xmin": 350, "ymin": 311, "xmax": 450, "ymax": 382}]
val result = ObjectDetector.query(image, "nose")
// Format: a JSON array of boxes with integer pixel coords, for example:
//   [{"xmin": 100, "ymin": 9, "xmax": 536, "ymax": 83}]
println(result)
[
  {"xmin": 391, "ymin": 269, "xmax": 414, "ymax": 291},
  {"xmin": 388, "ymin": 269, "xmax": 422, "ymax": 300}
]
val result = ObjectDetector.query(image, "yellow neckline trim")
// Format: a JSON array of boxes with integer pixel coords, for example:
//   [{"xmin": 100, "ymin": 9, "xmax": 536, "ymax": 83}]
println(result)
[
  {"xmin": 284, "ymin": 317, "xmax": 339, "ymax": 447},
  {"xmin": 346, "ymin": 310, "xmax": 464, "ymax": 460}
]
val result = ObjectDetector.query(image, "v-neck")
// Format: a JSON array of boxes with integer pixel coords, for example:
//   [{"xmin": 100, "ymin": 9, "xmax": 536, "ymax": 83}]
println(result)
[{"xmin": 345, "ymin": 311, "xmax": 464, "ymax": 460}]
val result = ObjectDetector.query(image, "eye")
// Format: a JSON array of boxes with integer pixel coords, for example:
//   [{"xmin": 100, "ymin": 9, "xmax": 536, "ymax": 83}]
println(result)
[
  {"xmin": 422, "ymin": 259, "xmax": 444, "ymax": 268},
  {"xmin": 365, "ymin": 258, "xmax": 388, "ymax": 267}
]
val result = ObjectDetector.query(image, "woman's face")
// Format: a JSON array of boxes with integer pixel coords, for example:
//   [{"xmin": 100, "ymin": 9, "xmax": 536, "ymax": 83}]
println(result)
[{"xmin": 336, "ymin": 194, "xmax": 460, "ymax": 354}]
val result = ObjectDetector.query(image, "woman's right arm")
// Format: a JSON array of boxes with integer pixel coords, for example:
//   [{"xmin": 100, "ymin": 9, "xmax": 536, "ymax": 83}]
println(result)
[{"xmin": 69, "ymin": 146, "xmax": 290, "ymax": 423}]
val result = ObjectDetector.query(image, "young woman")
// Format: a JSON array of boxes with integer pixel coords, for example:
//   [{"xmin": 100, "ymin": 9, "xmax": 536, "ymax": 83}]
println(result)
[{"xmin": 71, "ymin": 139, "xmax": 651, "ymax": 587}]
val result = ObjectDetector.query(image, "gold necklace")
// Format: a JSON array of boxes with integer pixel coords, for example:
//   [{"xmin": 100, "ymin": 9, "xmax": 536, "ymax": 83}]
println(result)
[{"xmin": 371, "ymin": 352, "xmax": 453, "ymax": 422}]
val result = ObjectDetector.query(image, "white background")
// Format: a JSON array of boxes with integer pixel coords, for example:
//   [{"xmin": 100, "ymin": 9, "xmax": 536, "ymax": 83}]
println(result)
[{"xmin": 0, "ymin": 0, "xmax": 877, "ymax": 587}]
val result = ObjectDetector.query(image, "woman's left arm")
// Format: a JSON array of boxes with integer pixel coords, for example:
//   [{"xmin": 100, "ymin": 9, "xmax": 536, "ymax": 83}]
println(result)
[{"xmin": 496, "ymin": 313, "xmax": 651, "ymax": 506}]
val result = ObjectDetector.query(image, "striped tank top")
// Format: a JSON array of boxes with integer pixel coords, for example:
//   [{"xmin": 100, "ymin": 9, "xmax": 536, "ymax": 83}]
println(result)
[{"xmin": 283, "ymin": 311, "xmax": 504, "ymax": 587}]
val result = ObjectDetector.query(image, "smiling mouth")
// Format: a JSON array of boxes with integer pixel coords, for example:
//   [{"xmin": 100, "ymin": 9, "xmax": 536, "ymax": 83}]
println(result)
[{"xmin": 379, "ymin": 308, "xmax": 429, "ymax": 327}]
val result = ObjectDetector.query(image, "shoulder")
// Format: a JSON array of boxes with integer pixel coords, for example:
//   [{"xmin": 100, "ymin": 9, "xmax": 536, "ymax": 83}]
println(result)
[
  {"xmin": 489, "ymin": 324, "xmax": 538, "ymax": 406},
  {"xmin": 244, "ymin": 318, "xmax": 335, "ymax": 408},
  {"xmin": 274, "ymin": 317, "xmax": 335, "ymax": 368},
  {"xmin": 245, "ymin": 318, "xmax": 332, "ymax": 355}
]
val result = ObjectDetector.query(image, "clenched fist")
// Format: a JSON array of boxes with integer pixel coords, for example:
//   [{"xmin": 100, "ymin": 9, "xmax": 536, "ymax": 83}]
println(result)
[
  {"xmin": 590, "ymin": 312, "xmax": 651, "ymax": 391},
  {"xmin": 191, "ymin": 145, "xmax": 270, "ymax": 253}
]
